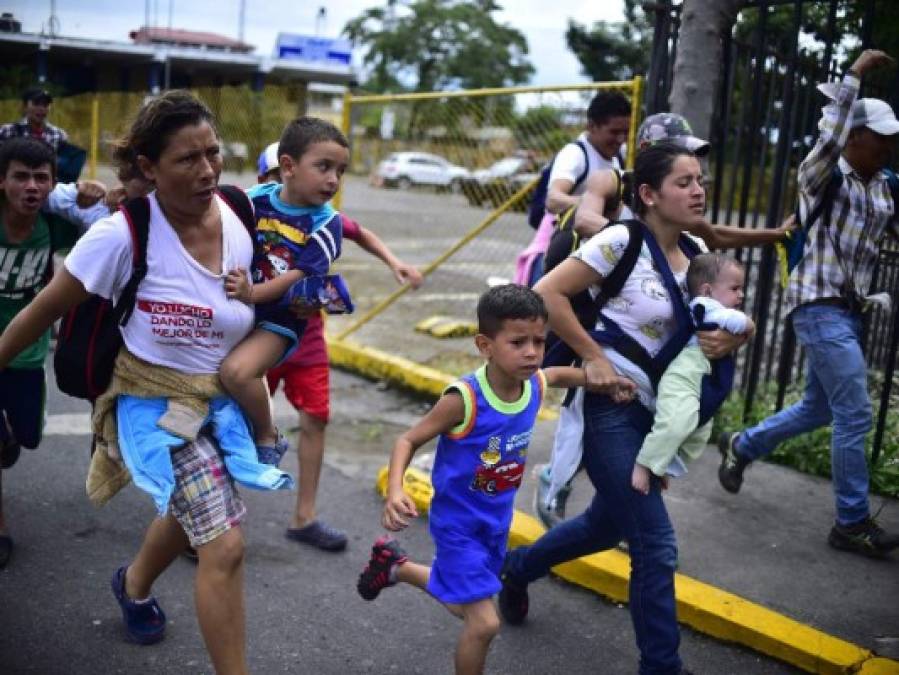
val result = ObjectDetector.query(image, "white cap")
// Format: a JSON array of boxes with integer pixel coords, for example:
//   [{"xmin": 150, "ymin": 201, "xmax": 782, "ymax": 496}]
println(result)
[
  {"xmin": 257, "ymin": 142, "xmax": 280, "ymax": 177},
  {"xmin": 851, "ymin": 98, "xmax": 899, "ymax": 136}
]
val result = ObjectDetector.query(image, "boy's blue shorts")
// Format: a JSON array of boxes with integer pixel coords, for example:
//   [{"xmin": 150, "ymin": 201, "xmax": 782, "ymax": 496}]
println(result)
[
  {"xmin": 427, "ymin": 523, "xmax": 506, "ymax": 604},
  {"xmin": 254, "ymin": 305, "xmax": 305, "ymax": 365}
]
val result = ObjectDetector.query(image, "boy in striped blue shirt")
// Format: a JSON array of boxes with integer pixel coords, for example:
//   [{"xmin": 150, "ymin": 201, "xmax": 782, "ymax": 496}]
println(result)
[{"xmin": 220, "ymin": 117, "xmax": 349, "ymax": 464}]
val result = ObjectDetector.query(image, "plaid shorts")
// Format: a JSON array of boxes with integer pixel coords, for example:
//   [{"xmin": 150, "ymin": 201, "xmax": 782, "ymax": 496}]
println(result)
[{"xmin": 170, "ymin": 433, "xmax": 246, "ymax": 547}]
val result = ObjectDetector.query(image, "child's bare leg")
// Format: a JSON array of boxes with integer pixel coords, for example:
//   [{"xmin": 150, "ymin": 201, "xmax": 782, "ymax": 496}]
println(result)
[
  {"xmin": 220, "ymin": 329, "xmax": 287, "ymax": 446},
  {"xmin": 292, "ymin": 411, "xmax": 326, "ymax": 528},
  {"xmin": 455, "ymin": 599, "xmax": 501, "ymax": 675},
  {"xmin": 395, "ymin": 559, "xmax": 430, "ymax": 589},
  {"xmin": 395, "ymin": 562, "xmax": 467, "ymax": 620}
]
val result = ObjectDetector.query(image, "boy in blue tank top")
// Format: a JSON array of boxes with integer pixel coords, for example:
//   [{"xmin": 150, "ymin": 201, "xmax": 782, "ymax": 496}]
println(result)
[
  {"xmin": 221, "ymin": 117, "xmax": 348, "ymax": 463},
  {"xmin": 356, "ymin": 285, "xmax": 626, "ymax": 674}
]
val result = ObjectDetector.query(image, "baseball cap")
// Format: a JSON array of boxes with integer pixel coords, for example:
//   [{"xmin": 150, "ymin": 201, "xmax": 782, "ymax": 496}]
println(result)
[
  {"xmin": 637, "ymin": 113, "xmax": 710, "ymax": 156},
  {"xmin": 850, "ymin": 98, "xmax": 899, "ymax": 136},
  {"xmin": 22, "ymin": 87, "xmax": 52, "ymax": 105},
  {"xmin": 257, "ymin": 142, "xmax": 280, "ymax": 177}
]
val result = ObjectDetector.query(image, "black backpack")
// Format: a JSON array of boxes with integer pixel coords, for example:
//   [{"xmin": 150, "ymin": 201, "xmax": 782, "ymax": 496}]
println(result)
[
  {"xmin": 542, "ymin": 219, "xmax": 644, "ymax": 367},
  {"xmin": 527, "ymin": 140, "xmax": 590, "ymax": 229},
  {"xmin": 542, "ymin": 169, "xmax": 626, "ymax": 280},
  {"xmin": 54, "ymin": 185, "xmax": 256, "ymax": 401}
]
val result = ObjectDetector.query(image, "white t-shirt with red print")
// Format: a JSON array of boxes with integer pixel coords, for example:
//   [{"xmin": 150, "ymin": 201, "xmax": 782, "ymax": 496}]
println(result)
[{"xmin": 65, "ymin": 192, "xmax": 256, "ymax": 375}]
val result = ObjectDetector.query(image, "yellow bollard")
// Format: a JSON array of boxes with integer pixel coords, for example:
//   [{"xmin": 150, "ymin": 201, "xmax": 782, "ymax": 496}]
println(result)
[{"xmin": 89, "ymin": 96, "xmax": 99, "ymax": 180}]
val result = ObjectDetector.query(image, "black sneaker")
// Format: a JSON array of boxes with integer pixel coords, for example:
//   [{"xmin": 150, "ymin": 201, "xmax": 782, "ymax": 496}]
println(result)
[
  {"xmin": 357, "ymin": 536, "xmax": 408, "ymax": 601},
  {"xmin": 717, "ymin": 431, "xmax": 750, "ymax": 494},
  {"xmin": 828, "ymin": 517, "xmax": 899, "ymax": 558},
  {"xmin": 498, "ymin": 557, "xmax": 529, "ymax": 625}
]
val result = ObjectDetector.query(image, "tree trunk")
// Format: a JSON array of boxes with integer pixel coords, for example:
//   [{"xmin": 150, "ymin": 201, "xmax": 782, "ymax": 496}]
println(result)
[{"xmin": 668, "ymin": 0, "xmax": 745, "ymax": 142}]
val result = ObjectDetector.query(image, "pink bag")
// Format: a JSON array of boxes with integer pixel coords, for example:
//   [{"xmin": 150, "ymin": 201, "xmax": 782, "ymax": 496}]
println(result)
[{"xmin": 513, "ymin": 212, "xmax": 556, "ymax": 285}]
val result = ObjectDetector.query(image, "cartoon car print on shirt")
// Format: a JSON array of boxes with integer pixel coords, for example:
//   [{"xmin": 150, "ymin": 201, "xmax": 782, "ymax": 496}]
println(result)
[{"xmin": 470, "ymin": 459, "xmax": 525, "ymax": 496}]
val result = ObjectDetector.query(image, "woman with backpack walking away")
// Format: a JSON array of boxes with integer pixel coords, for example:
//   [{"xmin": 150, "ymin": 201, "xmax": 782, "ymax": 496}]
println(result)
[
  {"xmin": 0, "ymin": 90, "xmax": 286, "ymax": 675},
  {"xmin": 498, "ymin": 142, "xmax": 748, "ymax": 675}
]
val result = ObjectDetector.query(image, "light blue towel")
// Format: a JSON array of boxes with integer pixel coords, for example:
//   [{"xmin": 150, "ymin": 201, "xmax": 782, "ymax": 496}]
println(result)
[{"xmin": 116, "ymin": 395, "xmax": 294, "ymax": 515}]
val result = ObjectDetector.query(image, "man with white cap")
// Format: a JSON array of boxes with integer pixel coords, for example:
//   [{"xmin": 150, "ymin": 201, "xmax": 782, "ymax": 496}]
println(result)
[{"xmin": 719, "ymin": 49, "xmax": 899, "ymax": 558}]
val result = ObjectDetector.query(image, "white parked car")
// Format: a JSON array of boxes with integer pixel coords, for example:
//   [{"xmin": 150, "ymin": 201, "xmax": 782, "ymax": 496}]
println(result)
[{"xmin": 374, "ymin": 152, "xmax": 470, "ymax": 192}]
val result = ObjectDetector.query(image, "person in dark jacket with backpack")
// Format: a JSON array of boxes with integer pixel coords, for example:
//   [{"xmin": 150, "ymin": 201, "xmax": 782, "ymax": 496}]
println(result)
[
  {"xmin": 717, "ymin": 49, "xmax": 899, "ymax": 558},
  {"xmin": 499, "ymin": 143, "xmax": 747, "ymax": 675},
  {"xmin": 0, "ymin": 91, "xmax": 268, "ymax": 673},
  {"xmin": 0, "ymin": 138, "xmax": 81, "ymax": 569}
]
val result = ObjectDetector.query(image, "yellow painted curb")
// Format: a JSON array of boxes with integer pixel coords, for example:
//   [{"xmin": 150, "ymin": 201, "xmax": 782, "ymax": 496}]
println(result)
[
  {"xmin": 327, "ymin": 337, "xmax": 558, "ymax": 421},
  {"xmin": 858, "ymin": 658, "xmax": 899, "ymax": 674},
  {"xmin": 375, "ymin": 465, "xmax": 889, "ymax": 675},
  {"xmin": 414, "ymin": 315, "xmax": 478, "ymax": 338},
  {"xmin": 328, "ymin": 337, "xmax": 452, "ymax": 398}
]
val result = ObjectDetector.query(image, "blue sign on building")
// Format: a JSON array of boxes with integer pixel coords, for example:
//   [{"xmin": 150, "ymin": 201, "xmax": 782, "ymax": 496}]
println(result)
[{"xmin": 275, "ymin": 34, "xmax": 352, "ymax": 66}]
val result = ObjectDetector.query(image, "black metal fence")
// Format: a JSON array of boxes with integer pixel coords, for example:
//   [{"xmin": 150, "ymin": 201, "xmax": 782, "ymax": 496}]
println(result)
[{"xmin": 646, "ymin": 0, "xmax": 897, "ymax": 461}]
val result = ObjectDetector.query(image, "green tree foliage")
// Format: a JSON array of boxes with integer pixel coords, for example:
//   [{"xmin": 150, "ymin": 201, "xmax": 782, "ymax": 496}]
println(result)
[
  {"xmin": 734, "ymin": 1, "xmax": 899, "ymax": 69},
  {"xmin": 343, "ymin": 0, "xmax": 534, "ymax": 93},
  {"xmin": 564, "ymin": 0, "xmax": 652, "ymax": 82},
  {"xmin": 510, "ymin": 106, "xmax": 569, "ymax": 157}
]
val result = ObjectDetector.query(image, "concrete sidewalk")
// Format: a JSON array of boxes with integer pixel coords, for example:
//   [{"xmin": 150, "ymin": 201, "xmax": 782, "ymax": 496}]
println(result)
[
  {"xmin": 336, "ymin": 338, "xmax": 899, "ymax": 674},
  {"xmin": 515, "ymin": 446, "xmax": 899, "ymax": 674}
]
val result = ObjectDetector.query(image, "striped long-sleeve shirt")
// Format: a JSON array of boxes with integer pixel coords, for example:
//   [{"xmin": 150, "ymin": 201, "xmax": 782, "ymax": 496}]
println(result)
[{"xmin": 787, "ymin": 72, "xmax": 898, "ymax": 315}]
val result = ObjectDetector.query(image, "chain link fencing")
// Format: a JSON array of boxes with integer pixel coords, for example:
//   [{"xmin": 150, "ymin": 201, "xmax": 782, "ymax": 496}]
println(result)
[
  {"xmin": 0, "ymin": 84, "xmax": 329, "ymax": 180},
  {"xmin": 327, "ymin": 79, "xmax": 641, "ymax": 383}
]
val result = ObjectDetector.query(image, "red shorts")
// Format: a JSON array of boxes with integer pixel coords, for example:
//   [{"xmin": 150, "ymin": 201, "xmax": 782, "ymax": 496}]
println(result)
[{"xmin": 266, "ymin": 362, "xmax": 330, "ymax": 423}]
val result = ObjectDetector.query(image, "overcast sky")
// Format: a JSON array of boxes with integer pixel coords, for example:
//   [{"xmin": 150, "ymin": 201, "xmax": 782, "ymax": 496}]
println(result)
[{"xmin": 9, "ymin": 0, "xmax": 625, "ymax": 87}]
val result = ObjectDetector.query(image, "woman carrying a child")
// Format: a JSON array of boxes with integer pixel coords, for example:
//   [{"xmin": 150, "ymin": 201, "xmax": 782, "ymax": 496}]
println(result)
[
  {"xmin": 0, "ymin": 90, "xmax": 286, "ymax": 675},
  {"xmin": 499, "ymin": 142, "xmax": 748, "ymax": 675}
]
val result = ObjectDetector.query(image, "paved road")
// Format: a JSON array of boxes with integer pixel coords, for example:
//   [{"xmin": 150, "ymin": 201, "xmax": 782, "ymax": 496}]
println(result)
[{"xmin": 0, "ymin": 365, "xmax": 800, "ymax": 674}]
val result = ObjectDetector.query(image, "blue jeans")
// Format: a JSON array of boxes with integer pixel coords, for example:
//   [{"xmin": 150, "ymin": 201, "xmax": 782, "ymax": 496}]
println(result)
[
  {"xmin": 506, "ymin": 394, "xmax": 681, "ymax": 675},
  {"xmin": 737, "ymin": 303, "xmax": 872, "ymax": 526}
]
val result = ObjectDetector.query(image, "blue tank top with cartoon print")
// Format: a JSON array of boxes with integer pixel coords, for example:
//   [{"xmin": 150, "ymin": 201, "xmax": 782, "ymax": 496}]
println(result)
[{"xmin": 430, "ymin": 365, "xmax": 545, "ymax": 535}]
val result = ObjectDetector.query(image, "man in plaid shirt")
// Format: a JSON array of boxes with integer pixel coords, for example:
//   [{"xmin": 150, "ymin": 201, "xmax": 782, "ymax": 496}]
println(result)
[
  {"xmin": 718, "ymin": 49, "xmax": 899, "ymax": 558},
  {"xmin": 0, "ymin": 88, "xmax": 68, "ymax": 151}
]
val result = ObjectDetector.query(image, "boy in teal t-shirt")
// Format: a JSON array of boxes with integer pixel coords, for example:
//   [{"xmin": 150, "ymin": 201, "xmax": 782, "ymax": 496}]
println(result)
[{"xmin": 0, "ymin": 138, "xmax": 80, "ymax": 568}]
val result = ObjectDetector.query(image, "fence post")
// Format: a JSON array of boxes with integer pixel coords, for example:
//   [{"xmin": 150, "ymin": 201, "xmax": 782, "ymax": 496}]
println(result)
[
  {"xmin": 872, "ymin": 278, "xmax": 899, "ymax": 465},
  {"xmin": 743, "ymin": 0, "xmax": 803, "ymax": 421},
  {"xmin": 89, "ymin": 95, "xmax": 99, "ymax": 180},
  {"xmin": 334, "ymin": 89, "xmax": 353, "ymax": 211},
  {"xmin": 627, "ymin": 76, "xmax": 643, "ymax": 170}
]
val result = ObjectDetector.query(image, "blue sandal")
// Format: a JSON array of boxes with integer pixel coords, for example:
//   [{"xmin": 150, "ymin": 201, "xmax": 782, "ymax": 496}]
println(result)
[
  {"xmin": 257, "ymin": 431, "xmax": 289, "ymax": 467},
  {"xmin": 110, "ymin": 566, "xmax": 166, "ymax": 645},
  {"xmin": 285, "ymin": 520, "xmax": 348, "ymax": 552}
]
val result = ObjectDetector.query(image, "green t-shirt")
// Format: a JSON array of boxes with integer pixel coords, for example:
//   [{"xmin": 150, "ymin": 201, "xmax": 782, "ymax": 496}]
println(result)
[{"xmin": 0, "ymin": 212, "xmax": 79, "ymax": 369}]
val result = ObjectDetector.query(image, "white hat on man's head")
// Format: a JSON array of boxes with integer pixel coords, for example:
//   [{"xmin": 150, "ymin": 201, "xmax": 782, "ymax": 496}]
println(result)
[
  {"xmin": 851, "ymin": 98, "xmax": 899, "ymax": 135},
  {"xmin": 257, "ymin": 142, "xmax": 280, "ymax": 177}
]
